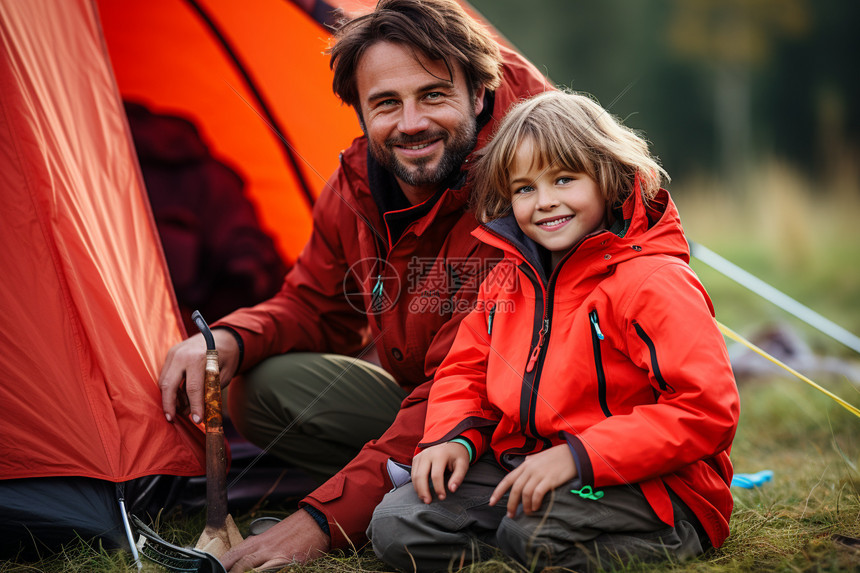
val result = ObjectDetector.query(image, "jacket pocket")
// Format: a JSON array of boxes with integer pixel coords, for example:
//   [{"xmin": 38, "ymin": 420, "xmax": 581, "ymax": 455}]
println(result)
[
  {"xmin": 632, "ymin": 322, "xmax": 675, "ymax": 393},
  {"xmin": 307, "ymin": 471, "xmax": 345, "ymax": 503},
  {"xmin": 589, "ymin": 310, "xmax": 612, "ymax": 417}
]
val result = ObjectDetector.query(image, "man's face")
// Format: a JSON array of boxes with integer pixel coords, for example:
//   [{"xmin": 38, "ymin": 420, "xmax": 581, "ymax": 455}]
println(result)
[{"xmin": 356, "ymin": 41, "xmax": 485, "ymax": 204}]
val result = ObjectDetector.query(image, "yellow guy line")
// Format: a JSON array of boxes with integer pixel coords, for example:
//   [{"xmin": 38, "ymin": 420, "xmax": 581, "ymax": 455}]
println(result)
[{"xmin": 717, "ymin": 320, "xmax": 860, "ymax": 419}]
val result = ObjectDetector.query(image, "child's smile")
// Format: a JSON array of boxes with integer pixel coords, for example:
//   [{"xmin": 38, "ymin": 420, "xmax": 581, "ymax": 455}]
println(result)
[{"xmin": 509, "ymin": 137, "xmax": 606, "ymax": 266}]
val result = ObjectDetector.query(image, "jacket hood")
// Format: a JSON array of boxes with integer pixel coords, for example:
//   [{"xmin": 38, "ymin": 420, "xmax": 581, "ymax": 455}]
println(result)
[{"xmin": 477, "ymin": 179, "xmax": 690, "ymax": 284}]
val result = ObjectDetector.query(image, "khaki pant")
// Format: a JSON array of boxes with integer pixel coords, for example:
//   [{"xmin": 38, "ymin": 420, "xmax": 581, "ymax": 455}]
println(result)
[
  {"xmin": 368, "ymin": 455, "xmax": 707, "ymax": 573},
  {"xmin": 227, "ymin": 353, "xmax": 406, "ymax": 483}
]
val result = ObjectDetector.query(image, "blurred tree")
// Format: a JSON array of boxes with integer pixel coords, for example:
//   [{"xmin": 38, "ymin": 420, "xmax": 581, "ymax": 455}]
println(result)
[
  {"xmin": 760, "ymin": 1, "xmax": 860, "ymax": 184},
  {"xmin": 471, "ymin": 0, "xmax": 718, "ymax": 180},
  {"xmin": 667, "ymin": 0, "xmax": 808, "ymax": 192},
  {"xmin": 469, "ymin": 0, "xmax": 857, "ymax": 188}
]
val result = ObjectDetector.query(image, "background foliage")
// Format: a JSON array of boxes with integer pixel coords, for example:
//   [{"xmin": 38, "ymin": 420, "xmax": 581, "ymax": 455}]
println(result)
[{"xmin": 471, "ymin": 0, "xmax": 860, "ymax": 185}]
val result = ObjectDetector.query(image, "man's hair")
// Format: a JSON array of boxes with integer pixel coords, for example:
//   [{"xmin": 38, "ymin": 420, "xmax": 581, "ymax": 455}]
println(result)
[
  {"xmin": 329, "ymin": 0, "xmax": 503, "ymax": 108},
  {"xmin": 472, "ymin": 90, "xmax": 670, "ymax": 222}
]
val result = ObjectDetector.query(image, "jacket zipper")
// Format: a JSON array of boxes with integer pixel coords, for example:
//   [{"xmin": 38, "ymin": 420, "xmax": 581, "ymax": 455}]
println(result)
[
  {"xmin": 470, "ymin": 229, "xmax": 548, "ymax": 445},
  {"xmin": 633, "ymin": 322, "xmax": 675, "ymax": 393},
  {"xmin": 480, "ymin": 227, "xmax": 599, "ymax": 449},
  {"xmin": 589, "ymin": 309, "xmax": 612, "ymax": 417},
  {"xmin": 525, "ymin": 318, "xmax": 549, "ymax": 372},
  {"xmin": 487, "ymin": 302, "xmax": 496, "ymax": 335},
  {"xmin": 517, "ymin": 264, "xmax": 552, "ymax": 449},
  {"xmin": 371, "ymin": 273, "xmax": 384, "ymax": 310}
]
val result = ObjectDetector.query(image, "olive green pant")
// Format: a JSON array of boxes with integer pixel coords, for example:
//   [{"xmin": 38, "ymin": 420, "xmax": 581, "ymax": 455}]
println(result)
[
  {"xmin": 369, "ymin": 455, "xmax": 707, "ymax": 573},
  {"xmin": 227, "ymin": 353, "xmax": 407, "ymax": 483}
]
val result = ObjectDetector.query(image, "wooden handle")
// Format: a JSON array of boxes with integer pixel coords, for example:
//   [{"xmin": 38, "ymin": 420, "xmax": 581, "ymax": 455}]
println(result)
[{"xmin": 203, "ymin": 349, "xmax": 228, "ymax": 529}]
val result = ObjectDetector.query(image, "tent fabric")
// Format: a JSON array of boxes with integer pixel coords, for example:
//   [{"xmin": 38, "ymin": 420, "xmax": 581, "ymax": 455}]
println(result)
[
  {"xmin": 0, "ymin": 478, "xmax": 127, "ymax": 557},
  {"xmin": 0, "ymin": 0, "xmax": 205, "ymax": 483},
  {"xmin": 96, "ymin": 0, "xmax": 365, "ymax": 263},
  {"xmin": 95, "ymin": 0, "xmax": 513, "ymax": 264}
]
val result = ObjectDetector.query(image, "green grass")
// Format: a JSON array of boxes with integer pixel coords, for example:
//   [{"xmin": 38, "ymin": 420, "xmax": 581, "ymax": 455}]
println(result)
[
  {"xmin": 4, "ymin": 162, "xmax": 859, "ymax": 572},
  {"xmin": 5, "ymin": 376, "xmax": 858, "ymax": 572}
]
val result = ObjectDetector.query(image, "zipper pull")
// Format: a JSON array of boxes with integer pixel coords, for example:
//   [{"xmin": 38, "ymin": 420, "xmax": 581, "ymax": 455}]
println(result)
[
  {"xmin": 589, "ymin": 310, "xmax": 604, "ymax": 340},
  {"xmin": 371, "ymin": 274, "xmax": 384, "ymax": 309},
  {"xmin": 487, "ymin": 303, "xmax": 496, "ymax": 335},
  {"xmin": 525, "ymin": 319, "xmax": 549, "ymax": 372}
]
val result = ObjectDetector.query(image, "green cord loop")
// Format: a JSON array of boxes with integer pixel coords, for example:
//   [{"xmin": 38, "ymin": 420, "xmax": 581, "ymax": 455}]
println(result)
[{"xmin": 570, "ymin": 485, "xmax": 604, "ymax": 500}]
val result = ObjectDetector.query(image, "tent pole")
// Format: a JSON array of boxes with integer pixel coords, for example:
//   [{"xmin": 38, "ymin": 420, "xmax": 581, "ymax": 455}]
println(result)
[
  {"xmin": 689, "ymin": 241, "xmax": 860, "ymax": 355},
  {"xmin": 116, "ymin": 484, "xmax": 142, "ymax": 570}
]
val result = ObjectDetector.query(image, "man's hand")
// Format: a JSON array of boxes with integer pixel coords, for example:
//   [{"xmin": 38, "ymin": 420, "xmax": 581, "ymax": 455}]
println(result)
[
  {"xmin": 158, "ymin": 329, "xmax": 239, "ymax": 423},
  {"xmin": 220, "ymin": 509, "xmax": 331, "ymax": 572},
  {"xmin": 411, "ymin": 442, "xmax": 470, "ymax": 504},
  {"xmin": 488, "ymin": 444, "xmax": 576, "ymax": 517}
]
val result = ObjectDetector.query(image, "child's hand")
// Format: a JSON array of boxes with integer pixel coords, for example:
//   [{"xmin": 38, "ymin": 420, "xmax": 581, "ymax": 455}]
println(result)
[
  {"xmin": 411, "ymin": 442, "xmax": 470, "ymax": 504},
  {"xmin": 488, "ymin": 444, "xmax": 576, "ymax": 517}
]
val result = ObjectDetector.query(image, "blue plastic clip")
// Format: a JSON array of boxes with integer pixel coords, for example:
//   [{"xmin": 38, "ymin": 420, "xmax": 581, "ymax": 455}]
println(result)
[{"xmin": 731, "ymin": 470, "xmax": 774, "ymax": 489}]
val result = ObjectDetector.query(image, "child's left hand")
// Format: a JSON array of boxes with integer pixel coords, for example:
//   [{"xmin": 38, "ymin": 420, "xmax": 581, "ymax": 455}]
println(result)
[{"xmin": 488, "ymin": 444, "xmax": 577, "ymax": 517}]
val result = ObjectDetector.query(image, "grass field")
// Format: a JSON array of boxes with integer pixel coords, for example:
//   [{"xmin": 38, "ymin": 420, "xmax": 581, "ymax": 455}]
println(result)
[
  {"xmin": 676, "ymin": 160, "xmax": 860, "ymax": 355},
  {"xmin": 3, "ymin": 162, "xmax": 859, "ymax": 572}
]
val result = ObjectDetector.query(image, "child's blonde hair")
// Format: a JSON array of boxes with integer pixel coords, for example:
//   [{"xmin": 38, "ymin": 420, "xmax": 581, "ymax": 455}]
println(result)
[{"xmin": 472, "ymin": 90, "xmax": 669, "ymax": 222}]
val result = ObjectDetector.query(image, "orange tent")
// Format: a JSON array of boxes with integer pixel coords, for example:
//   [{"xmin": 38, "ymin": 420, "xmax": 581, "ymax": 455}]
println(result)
[
  {"xmin": 97, "ymin": 0, "xmax": 366, "ymax": 264},
  {"xmin": 0, "ymin": 0, "xmax": 206, "ymax": 554},
  {"xmin": 95, "ymin": 0, "xmax": 507, "ymax": 264},
  {"xmin": 0, "ymin": 0, "xmax": 517, "ymax": 555}
]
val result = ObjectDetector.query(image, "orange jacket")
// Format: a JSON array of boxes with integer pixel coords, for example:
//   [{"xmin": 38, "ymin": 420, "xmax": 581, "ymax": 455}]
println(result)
[
  {"xmin": 214, "ymin": 45, "xmax": 551, "ymax": 548},
  {"xmin": 420, "ymin": 185, "xmax": 740, "ymax": 548}
]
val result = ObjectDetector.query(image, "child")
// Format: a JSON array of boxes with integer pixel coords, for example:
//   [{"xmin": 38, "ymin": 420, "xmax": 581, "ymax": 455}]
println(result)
[{"xmin": 367, "ymin": 91, "xmax": 740, "ymax": 572}]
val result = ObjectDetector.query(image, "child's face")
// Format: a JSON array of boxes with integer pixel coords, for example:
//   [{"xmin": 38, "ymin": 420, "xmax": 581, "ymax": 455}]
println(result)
[{"xmin": 509, "ymin": 137, "xmax": 606, "ymax": 258}]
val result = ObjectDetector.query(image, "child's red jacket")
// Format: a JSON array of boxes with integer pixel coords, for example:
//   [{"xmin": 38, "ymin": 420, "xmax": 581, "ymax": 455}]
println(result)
[{"xmin": 419, "ymin": 185, "xmax": 740, "ymax": 548}]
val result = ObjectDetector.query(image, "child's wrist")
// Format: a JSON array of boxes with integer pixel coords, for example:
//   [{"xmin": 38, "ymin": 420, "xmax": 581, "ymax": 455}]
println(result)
[{"xmin": 448, "ymin": 437, "xmax": 474, "ymax": 462}]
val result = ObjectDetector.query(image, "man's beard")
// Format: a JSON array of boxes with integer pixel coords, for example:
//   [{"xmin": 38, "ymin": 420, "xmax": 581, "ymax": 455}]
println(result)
[{"xmin": 370, "ymin": 117, "xmax": 478, "ymax": 189}]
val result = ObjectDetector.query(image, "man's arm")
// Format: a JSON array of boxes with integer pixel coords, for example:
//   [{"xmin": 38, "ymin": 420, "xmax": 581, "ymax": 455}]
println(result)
[{"xmin": 159, "ymin": 167, "xmax": 367, "ymax": 421}]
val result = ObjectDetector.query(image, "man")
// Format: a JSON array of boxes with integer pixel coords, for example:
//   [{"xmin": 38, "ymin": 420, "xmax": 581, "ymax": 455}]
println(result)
[{"xmin": 158, "ymin": 1, "xmax": 549, "ymax": 570}]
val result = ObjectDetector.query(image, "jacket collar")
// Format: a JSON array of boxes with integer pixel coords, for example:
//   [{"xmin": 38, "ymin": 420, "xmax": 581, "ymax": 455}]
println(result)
[{"xmin": 482, "ymin": 215, "xmax": 552, "ymax": 283}]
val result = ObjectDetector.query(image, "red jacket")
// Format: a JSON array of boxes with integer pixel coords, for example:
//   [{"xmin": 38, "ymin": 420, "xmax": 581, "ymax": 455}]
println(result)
[
  {"xmin": 420, "ymin": 185, "xmax": 740, "ymax": 548},
  {"xmin": 214, "ymin": 45, "xmax": 550, "ymax": 548}
]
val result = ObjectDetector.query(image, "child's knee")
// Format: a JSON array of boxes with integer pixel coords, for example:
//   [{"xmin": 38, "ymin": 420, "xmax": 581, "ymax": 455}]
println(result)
[
  {"xmin": 495, "ymin": 514, "xmax": 581, "ymax": 568},
  {"xmin": 368, "ymin": 508, "xmax": 415, "ymax": 570},
  {"xmin": 494, "ymin": 515, "xmax": 533, "ymax": 563},
  {"xmin": 367, "ymin": 489, "xmax": 430, "ymax": 570}
]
